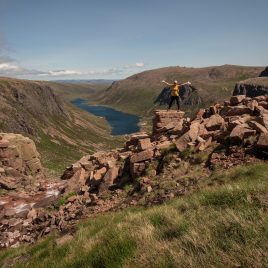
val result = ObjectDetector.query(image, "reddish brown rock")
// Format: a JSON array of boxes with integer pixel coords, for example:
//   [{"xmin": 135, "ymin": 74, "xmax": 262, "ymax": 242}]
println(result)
[
  {"xmin": 125, "ymin": 132, "xmax": 149, "ymax": 149},
  {"xmin": 138, "ymin": 138, "xmax": 152, "ymax": 151},
  {"xmin": 227, "ymin": 119, "xmax": 242, "ymax": 131},
  {"xmin": 198, "ymin": 124, "xmax": 209, "ymax": 139},
  {"xmin": 257, "ymin": 101, "xmax": 268, "ymax": 109},
  {"xmin": 64, "ymin": 168, "xmax": 87, "ymax": 193},
  {"xmin": 230, "ymin": 95, "xmax": 246, "ymax": 105},
  {"xmin": 102, "ymin": 166, "xmax": 119, "ymax": 186},
  {"xmin": 253, "ymin": 96, "xmax": 267, "ymax": 102},
  {"xmin": 130, "ymin": 149, "xmax": 154, "ymax": 163},
  {"xmin": 0, "ymin": 177, "xmax": 17, "ymax": 190},
  {"xmin": 27, "ymin": 209, "xmax": 37, "ymax": 220},
  {"xmin": 248, "ymin": 121, "xmax": 268, "ymax": 133},
  {"xmin": 246, "ymin": 99, "xmax": 259, "ymax": 111},
  {"xmin": 175, "ymin": 121, "xmax": 200, "ymax": 152},
  {"xmin": 155, "ymin": 141, "xmax": 173, "ymax": 150},
  {"xmin": 0, "ymin": 133, "xmax": 43, "ymax": 179},
  {"xmin": 205, "ymin": 114, "xmax": 225, "ymax": 131},
  {"xmin": 256, "ymin": 112, "xmax": 268, "ymax": 129},
  {"xmin": 93, "ymin": 167, "xmax": 107, "ymax": 180},
  {"xmin": 256, "ymin": 133, "xmax": 268, "ymax": 149},
  {"xmin": 175, "ymin": 134, "xmax": 191, "ymax": 152},
  {"xmin": 229, "ymin": 124, "xmax": 256, "ymax": 144},
  {"xmin": 209, "ymin": 105, "xmax": 218, "ymax": 115},
  {"xmin": 220, "ymin": 106, "xmax": 252, "ymax": 117},
  {"xmin": 130, "ymin": 162, "xmax": 146, "ymax": 177},
  {"xmin": 153, "ymin": 110, "xmax": 185, "ymax": 134},
  {"xmin": 196, "ymin": 136, "xmax": 212, "ymax": 151},
  {"xmin": 195, "ymin": 109, "xmax": 206, "ymax": 119}
]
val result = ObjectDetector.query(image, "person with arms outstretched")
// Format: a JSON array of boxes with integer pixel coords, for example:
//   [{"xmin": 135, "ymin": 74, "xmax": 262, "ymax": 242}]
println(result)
[{"xmin": 162, "ymin": 80, "xmax": 191, "ymax": 110}]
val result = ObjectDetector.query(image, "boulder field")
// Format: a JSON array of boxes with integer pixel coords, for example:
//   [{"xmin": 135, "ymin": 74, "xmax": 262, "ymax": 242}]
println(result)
[
  {"xmin": 1, "ymin": 94, "xmax": 268, "ymax": 248},
  {"xmin": 61, "ymin": 94, "xmax": 268, "ymax": 192}
]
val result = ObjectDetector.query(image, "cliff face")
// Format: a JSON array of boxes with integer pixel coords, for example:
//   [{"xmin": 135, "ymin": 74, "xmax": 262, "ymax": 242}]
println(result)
[
  {"xmin": 0, "ymin": 77, "xmax": 67, "ymax": 136},
  {"xmin": 233, "ymin": 77, "xmax": 268, "ymax": 97},
  {"xmin": 154, "ymin": 84, "xmax": 203, "ymax": 107},
  {"xmin": 259, "ymin": 66, "xmax": 268, "ymax": 77}
]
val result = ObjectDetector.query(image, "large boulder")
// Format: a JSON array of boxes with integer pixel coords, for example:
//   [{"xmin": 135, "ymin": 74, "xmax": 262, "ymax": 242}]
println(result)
[
  {"xmin": 233, "ymin": 77, "xmax": 268, "ymax": 97},
  {"xmin": 0, "ymin": 133, "xmax": 43, "ymax": 181},
  {"xmin": 230, "ymin": 95, "xmax": 246, "ymax": 106},
  {"xmin": 256, "ymin": 133, "xmax": 268, "ymax": 149},
  {"xmin": 175, "ymin": 121, "xmax": 200, "ymax": 151},
  {"xmin": 152, "ymin": 110, "xmax": 185, "ymax": 134},
  {"xmin": 130, "ymin": 149, "xmax": 154, "ymax": 163},
  {"xmin": 101, "ymin": 167, "xmax": 120, "ymax": 189},
  {"xmin": 229, "ymin": 124, "xmax": 256, "ymax": 144},
  {"xmin": 205, "ymin": 114, "xmax": 225, "ymax": 131},
  {"xmin": 220, "ymin": 106, "xmax": 253, "ymax": 117},
  {"xmin": 138, "ymin": 138, "xmax": 152, "ymax": 151}
]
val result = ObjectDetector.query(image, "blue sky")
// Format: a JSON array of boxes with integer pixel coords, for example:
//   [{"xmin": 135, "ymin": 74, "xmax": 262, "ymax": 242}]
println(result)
[{"xmin": 0, "ymin": 0, "xmax": 267, "ymax": 80}]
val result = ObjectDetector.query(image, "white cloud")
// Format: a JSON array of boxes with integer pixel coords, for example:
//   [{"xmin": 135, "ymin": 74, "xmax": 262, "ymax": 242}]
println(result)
[
  {"xmin": 0, "ymin": 62, "xmax": 19, "ymax": 70},
  {"xmin": 39, "ymin": 70, "xmax": 83, "ymax": 76},
  {"xmin": 135, "ymin": 62, "xmax": 144, "ymax": 67},
  {"xmin": 0, "ymin": 54, "xmax": 145, "ymax": 79},
  {"xmin": 0, "ymin": 33, "xmax": 146, "ymax": 79}
]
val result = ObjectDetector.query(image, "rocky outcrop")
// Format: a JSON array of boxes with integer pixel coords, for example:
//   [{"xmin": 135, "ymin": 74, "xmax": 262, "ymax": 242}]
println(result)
[
  {"xmin": 154, "ymin": 85, "xmax": 202, "ymax": 107},
  {"xmin": 233, "ymin": 77, "xmax": 268, "ymax": 97},
  {"xmin": 0, "ymin": 133, "xmax": 43, "ymax": 176},
  {"xmin": 152, "ymin": 110, "xmax": 185, "ymax": 134},
  {"xmin": 0, "ymin": 134, "xmax": 71, "ymax": 248},
  {"xmin": 259, "ymin": 66, "xmax": 268, "ymax": 77},
  {"xmin": 61, "ymin": 94, "xmax": 268, "ymax": 202}
]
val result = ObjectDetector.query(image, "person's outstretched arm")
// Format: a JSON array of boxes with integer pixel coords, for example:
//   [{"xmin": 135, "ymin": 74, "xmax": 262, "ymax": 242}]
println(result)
[
  {"xmin": 180, "ymin": 81, "xmax": 191, "ymax": 86},
  {"xmin": 162, "ymin": 80, "xmax": 173, "ymax": 86}
]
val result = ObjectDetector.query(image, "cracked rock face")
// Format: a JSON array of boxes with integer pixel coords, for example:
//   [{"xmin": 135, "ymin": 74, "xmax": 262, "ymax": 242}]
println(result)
[
  {"xmin": 233, "ymin": 77, "xmax": 268, "ymax": 97},
  {"xmin": 0, "ymin": 133, "xmax": 43, "ymax": 180}
]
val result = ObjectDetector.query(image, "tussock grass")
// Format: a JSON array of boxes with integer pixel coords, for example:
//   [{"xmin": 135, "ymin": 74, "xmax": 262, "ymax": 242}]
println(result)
[{"xmin": 1, "ymin": 163, "xmax": 268, "ymax": 267}]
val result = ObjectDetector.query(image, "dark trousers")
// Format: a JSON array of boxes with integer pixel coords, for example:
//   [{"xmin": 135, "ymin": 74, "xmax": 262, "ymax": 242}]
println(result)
[{"xmin": 168, "ymin": 96, "xmax": 180, "ymax": 110}]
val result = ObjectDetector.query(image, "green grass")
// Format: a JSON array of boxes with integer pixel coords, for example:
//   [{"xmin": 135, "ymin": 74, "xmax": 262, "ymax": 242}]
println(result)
[
  {"xmin": 36, "ymin": 109, "xmax": 123, "ymax": 175},
  {"xmin": 36, "ymin": 130, "xmax": 84, "ymax": 176},
  {"xmin": 1, "ymin": 163, "xmax": 268, "ymax": 267}
]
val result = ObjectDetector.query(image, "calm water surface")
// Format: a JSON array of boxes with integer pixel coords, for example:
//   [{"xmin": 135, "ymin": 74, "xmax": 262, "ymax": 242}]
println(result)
[{"xmin": 71, "ymin": 98, "xmax": 140, "ymax": 136}]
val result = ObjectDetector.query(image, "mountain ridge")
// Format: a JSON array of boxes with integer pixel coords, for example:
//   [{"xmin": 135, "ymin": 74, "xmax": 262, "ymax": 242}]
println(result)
[
  {"xmin": 0, "ymin": 77, "xmax": 121, "ymax": 174},
  {"xmin": 93, "ymin": 65, "xmax": 264, "ymax": 115}
]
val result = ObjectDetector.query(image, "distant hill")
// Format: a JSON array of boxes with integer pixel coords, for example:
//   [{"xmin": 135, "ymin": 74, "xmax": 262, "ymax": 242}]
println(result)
[
  {"xmin": 52, "ymin": 79, "xmax": 116, "ymax": 85},
  {"xmin": 44, "ymin": 81, "xmax": 109, "ymax": 102},
  {"xmin": 94, "ymin": 65, "xmax": 264, "ymax": 115},
  {"xmin": 0, "ymin": 77, "xmax": 121, "ymax": 174}
]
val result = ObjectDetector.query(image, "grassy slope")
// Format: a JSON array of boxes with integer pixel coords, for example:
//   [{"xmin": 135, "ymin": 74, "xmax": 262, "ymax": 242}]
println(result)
[
  {"xmin": 93, "ymin": 65, "xmax": 264, "ymax": 116},
  {"xmin": 1, "ymin": 162, "xmax": 267, "ymax": 268},
  {"xmin": 41, "ymin": 81, "xmax": 123, "ymax": 174},
  {"xmin": 45, "ymin": 81, "xmax": 110, "ymax": 102},
  {"xmin": 36, "ymin": 107, "xmax": 122, "ymax": 175},
  {"xmin": 0, "ymin": 78, "xmax": 122, "ymax": 175}
]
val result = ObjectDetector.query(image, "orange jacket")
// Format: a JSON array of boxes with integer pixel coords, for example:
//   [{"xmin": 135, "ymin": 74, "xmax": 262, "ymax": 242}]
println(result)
[{"xmin": 171, "ymin": 84, "xmax": 180, "ymax": 96}]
